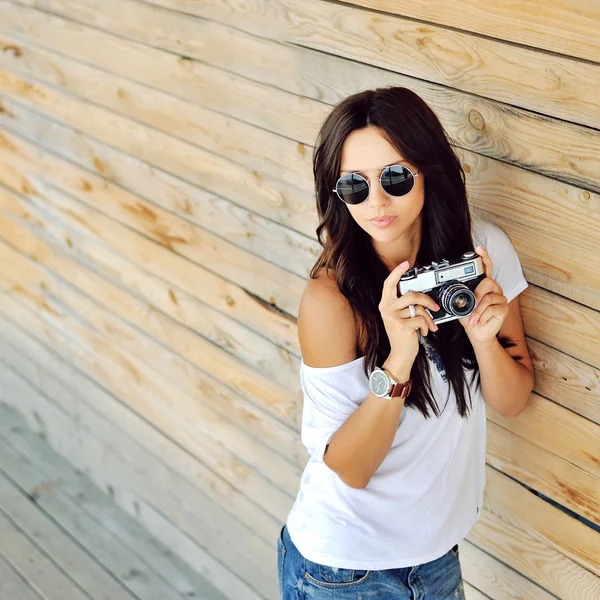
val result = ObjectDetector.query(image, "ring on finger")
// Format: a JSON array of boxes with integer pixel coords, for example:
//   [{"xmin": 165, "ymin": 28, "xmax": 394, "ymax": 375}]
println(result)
[{"xmin": 408, "ymin": 304, "xmax": 416, "ymax": 318}]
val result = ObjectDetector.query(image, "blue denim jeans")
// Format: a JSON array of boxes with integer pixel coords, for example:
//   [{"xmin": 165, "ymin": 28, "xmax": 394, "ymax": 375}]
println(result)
[{"xmin": 277, "ymin": 524, "xmax": 466, "ymax": 599}]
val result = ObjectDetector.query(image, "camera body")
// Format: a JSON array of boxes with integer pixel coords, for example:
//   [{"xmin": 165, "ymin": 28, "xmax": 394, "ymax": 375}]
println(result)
[{"xmin": 397, "ymin": 251, "xmax": 485, "ymax": 325}]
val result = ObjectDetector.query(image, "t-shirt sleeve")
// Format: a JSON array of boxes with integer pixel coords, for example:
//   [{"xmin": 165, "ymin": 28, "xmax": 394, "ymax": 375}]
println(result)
[
  {"xmin": 300, "ymin": 358, "xmax": 367, "ymax": 462},
  {"xmin": 473, "ymin": 219, "xmax": 529, "ymax": 303}
]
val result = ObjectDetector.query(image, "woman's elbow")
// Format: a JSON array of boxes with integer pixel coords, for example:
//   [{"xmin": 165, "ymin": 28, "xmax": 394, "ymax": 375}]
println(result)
[{"xmin": 506, "ymin": 377, "xmax": 534, "ymax": 419}]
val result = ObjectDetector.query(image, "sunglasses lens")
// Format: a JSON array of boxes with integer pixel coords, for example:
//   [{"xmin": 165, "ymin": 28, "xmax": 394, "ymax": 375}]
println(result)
[
  {"xmin": 381, "ymin": 165, "xmax": 415, "ymax": 196},
  {"xmin": 336, "ymin": 173, "xmax": 369, "ymax": 205}
]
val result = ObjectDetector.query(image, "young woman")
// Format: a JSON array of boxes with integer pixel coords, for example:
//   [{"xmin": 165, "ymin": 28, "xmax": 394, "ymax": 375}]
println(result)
[{"xmin": 276, "ymin": 86, "xmax": 535, "ymax": 599}]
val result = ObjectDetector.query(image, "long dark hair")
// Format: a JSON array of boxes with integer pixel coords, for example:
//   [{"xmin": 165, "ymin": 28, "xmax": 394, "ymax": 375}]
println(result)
[{"xmin": 310, "ymin": 86, "xmax": 516, "ymax": 419}]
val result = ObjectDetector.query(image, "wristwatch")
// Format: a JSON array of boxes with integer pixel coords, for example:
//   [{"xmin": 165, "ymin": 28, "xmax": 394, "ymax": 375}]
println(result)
[{"xmin": 369, "ymin": 367, "xmax": 412, "ymax": 400}]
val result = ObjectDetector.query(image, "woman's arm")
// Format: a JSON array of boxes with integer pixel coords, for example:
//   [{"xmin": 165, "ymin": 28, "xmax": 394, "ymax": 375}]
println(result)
[
  {"xmin": 461, "ymin": 245, "xmax": 535, "ymax": 418},
  {"xmin": 472, "ymin": 295, "xmax": 534, "ymax": 417}
]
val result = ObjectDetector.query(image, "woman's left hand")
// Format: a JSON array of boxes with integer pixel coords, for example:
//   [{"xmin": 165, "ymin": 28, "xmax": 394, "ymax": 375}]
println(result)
[{"xmin": 458, "ymin": 246, "xmax": 508, "ymax": 346}]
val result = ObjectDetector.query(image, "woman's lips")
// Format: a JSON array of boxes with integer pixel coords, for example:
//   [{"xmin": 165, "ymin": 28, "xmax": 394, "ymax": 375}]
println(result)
[{"xmin": 369, "ymin": 216, "xmax": 397, "ymax": 228}]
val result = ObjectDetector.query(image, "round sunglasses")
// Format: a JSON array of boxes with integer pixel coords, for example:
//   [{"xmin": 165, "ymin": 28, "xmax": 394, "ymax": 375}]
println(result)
[{"xmin": 332, "ymin": 164, "xmax": 421, "ymax": 205}]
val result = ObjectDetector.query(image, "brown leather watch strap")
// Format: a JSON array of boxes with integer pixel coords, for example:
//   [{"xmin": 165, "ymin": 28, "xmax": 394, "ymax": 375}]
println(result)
[
  {"xmin": 381, "ymin": 367, "xmax": 412, "ymax": 399},
  {"xmin": 390, "ymin": 378, "xmax": 412, "ymax": 399}
]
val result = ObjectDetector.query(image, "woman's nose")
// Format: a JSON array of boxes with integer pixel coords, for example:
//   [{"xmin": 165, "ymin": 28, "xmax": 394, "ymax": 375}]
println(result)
[{"xmin": 366, "ymin": 177, "xmax": 390, "ymax": 207}]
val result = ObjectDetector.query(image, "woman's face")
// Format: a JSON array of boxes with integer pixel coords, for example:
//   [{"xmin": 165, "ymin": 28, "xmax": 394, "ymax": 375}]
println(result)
[{"xmin": 338, "ymin": 125, "xmax": 425, "ymax": 247}]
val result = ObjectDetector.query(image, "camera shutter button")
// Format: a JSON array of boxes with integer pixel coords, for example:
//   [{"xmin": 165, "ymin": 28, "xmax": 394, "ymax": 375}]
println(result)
[{"xmin": 461, "ymin": 251, "xmax": 477, "ymax": 259}]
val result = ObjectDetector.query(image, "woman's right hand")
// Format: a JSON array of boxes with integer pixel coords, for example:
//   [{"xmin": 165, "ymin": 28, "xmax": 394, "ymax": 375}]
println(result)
[{"xmin": 379, "ymin": 261, "xmax": 440, "ymax": 367}]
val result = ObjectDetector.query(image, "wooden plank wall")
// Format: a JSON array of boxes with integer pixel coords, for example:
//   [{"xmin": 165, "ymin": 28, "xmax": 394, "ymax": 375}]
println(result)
[{"xmin": 0, "ymin": 1, "xmax": 598, "ymax": 598}]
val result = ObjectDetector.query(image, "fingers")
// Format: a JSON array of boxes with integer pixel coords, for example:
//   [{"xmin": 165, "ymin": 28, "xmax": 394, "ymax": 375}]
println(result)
[
  {"xmin": 396, "ymin": 291, "xmax": 440, "ymax": 314},
  {"xmin": 408, "ymin": 315, "xmax": 432, "ymax": 336},
  {"xmin": 389, "ymin": 299, "xmax": 438, "ymax": 333},
  {"xmin": 475, "ymin": 245, "xmax": 493, "ymax": 280},
  {"xmin": 468, "ymin": 293, "xmax": 507, "ymax": 325},
  {"xmin": 473, "ymin": 277, "xmax": 503, "ymax": 302},
  {"xmin": 380, "ymin": 260, "xmax": 411, "ymax": 308},
  {"xmin": 477, "ymin": 304, "xmax": 508, "ymax": 327}
]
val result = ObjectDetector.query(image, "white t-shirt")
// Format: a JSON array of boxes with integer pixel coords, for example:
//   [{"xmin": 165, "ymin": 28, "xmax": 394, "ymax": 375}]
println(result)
[{"xmin": 285, "ymin": 218, "xmax": 529, "ymax": 570}]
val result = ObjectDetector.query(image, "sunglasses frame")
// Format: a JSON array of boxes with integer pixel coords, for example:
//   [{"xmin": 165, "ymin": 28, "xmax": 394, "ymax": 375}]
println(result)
[{"xmin": 332, "ymin": 164, "xmax": 421, "ymax": 205}]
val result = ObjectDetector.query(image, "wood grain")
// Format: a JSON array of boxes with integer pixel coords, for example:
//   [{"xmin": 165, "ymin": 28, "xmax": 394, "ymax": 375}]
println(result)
[
  {"xmin": 0, "ymin": 368, "xmax": 271, "ymax": 599},
  {"xmin": 0, "ymin": 157, "xmax": 306, "ymax": 416},
  {"xmin": 0, "ymin": 232, "xmax": 306, "ymax": 482},
  {"xmin": 459, "ymin": 539, "xmax": 555, "ymax": 600},
  {"xmin": 3, "ymin": 2, "xmax": 599, "ymax": 194},
  {"xmin": 88, "ymin": 0, "xmax": 600, "ymax": 128},
  {"xmin": 487, "ymin": 421, "xmax": 600, "ymax": 527},
  {"xmin": 468, "ymin": 468, "xmax": 600, "ymax": 598},
  {"xmin": 0, "ymin": 313, "xmax": 285, "ymax": 555},
  {"xmin": 0, "ymin": 460, "xmax": 165, "ymax": 600},
  {"xmin": 334, "ymin": 0, "xmax": 600, "ymax": 63}
]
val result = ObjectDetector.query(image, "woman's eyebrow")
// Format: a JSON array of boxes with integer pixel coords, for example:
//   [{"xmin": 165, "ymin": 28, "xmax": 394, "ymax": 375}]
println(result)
[{"xmin": 340, "ymin": 160, "xmax": 405, "ymax": 175}]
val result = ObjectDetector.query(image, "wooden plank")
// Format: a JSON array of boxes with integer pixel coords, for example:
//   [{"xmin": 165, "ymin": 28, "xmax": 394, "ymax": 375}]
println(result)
[
  {"xmin": 0, "ymin": 147, "xmax": 302, "ymax": 362},
  {"xmin": 0, "ymin": 430, "xmax": 228, "ymax": 600},
  {"xmin": 336, "ymin": 0, "xmax": 600, "ymax": 63},
  {"xmin": 527, "ymin": 338, "xmax": 600, "ymax": 427},
  {"xmin": 0, "ymin": 554, "xmax": 44, "ymax": 600},
  {"xmin": 0, "ymin": 54, "xmax": 320, "ymax": 240},
  {"xmin": 0, "ymin": 100, "xmax": 310, "ymax": 314},
  {"xmin": 0, "ymin": 242, "xmax": 303, "ymax": 502},
  {"xmin": 0, "ymin": 458, "xmax": 162, "ymax": 600},
  {"xmin": 0, "ymin": 371, "xmax": 275, "ymax": 600},
  {"xmin": 1, "ymin": 59, "xmax": 599, "ymax": 313},
  {"xmin": 0, "ymin": 131, "xmax": 306, "ymax": 384},
  {"xmin": 0, "ymin": 192, "xmax": 304, "ymax": 395},
  {"xmin": 483, "ymin": 465, "xmax": 599, "ymax": 577},
  {"xmin": 0, "ymin": 511, "xmax": 90, "ymax": 600},
  {"xmin": 0, "ymin": 188, "xmax": 305, "ymax": 432},
  {"xmin": 487, "ymin": 421, "xmax": 600, "ymax": 528},
  {"xmin": 0, "ymin": 205, "xmax": 305, "ymax": 461},
  {"xmin": 469, "ymin": 504, "xmax": 600, "ymax": 600},
  {"xmin": 463, "ymin": 583, "xmax": 490, "ymax": 600},
  {"xmin": 3, "ymin": 2, "xmax": 599, "ymax": 195},
  {"xmin": 521, "ymin": 285, "xmax": 600, "ymax": 372},
  {"xmin": 0, "ymin": 322, "xmax": 284, "ymax": 542},
  {"xmin": 460, "ymin": 540, "xmax": 555, "ymax": 600},
  {"xmin": 28, "ymin": 0, "xmax": 599, "ymax": 128},
  {"xmin": 0, "ymin": 117, "xmax": 303, "ymax": 361},
  {"xmin": 0, "ymin": 12, "xmax": 315, "ymax": 193},
  {"xmin": 0, "ymin": 311, "xmax": 283, "ymax": 554},
  {"xmin": 487, "ymin": 395, "xmax": 600, "ymax": 482}
]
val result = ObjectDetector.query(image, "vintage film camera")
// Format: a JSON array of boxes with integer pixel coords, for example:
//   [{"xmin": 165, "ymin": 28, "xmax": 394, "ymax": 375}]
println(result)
[{"xmin": 397, "ymin": 251, "xmax": 486, "ymax": 325}]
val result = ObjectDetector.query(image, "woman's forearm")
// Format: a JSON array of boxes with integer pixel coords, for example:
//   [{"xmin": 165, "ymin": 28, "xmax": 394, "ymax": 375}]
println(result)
[
  {"xmin": 323, "ymin": 358, "xmax": 412, "ymax": 489},
  {"xmin": 472, "ymin": 337, "xmax": 534, "ymax": 418}
]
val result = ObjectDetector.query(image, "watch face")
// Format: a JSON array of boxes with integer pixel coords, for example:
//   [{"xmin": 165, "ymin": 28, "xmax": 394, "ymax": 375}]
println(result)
[{"xmin": 370, "ymin": 370, "xmax": 390, "ymax": 397}]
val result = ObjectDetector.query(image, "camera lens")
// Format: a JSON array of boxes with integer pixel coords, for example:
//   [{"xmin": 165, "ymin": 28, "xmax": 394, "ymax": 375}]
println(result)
[{"xmin": 439, "ymin": 283, "xmax": 476, "ymax": 317}]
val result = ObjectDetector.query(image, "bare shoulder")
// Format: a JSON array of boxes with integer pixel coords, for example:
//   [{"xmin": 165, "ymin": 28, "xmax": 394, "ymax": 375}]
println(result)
[{"xmin": 298, "ymin": 268, "xmax": 358, "ymax": 368}]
